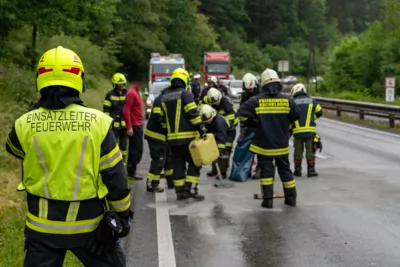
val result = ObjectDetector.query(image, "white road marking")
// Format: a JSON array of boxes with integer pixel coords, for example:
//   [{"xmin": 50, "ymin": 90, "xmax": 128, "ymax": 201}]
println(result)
[
  {"xmin": 320, "ymin": 117, "xmax": 400, "ymax": 138},
  {"xmin": 156, "ymin": 180, "xmax": 177, "ymax": 267}
]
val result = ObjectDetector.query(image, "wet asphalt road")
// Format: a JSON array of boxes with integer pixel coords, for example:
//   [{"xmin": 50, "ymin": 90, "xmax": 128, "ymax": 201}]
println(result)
[{"xmin": 124, "ymin": 116, "xmax": 400, "ymax": 267}]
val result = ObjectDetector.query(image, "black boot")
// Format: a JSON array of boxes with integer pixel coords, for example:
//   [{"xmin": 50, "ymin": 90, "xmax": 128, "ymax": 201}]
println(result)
[
  {"xmin": 175, "ymin": 186, "xmax": 185, "ymax": 200},
  {"xmin": 182, "ymin": 183, "xmax": 205, "ymax": 201},
  {"xmin": 146, "ymin": 180, "xmax": 164, "ymax": 193},
  {"xmin": 261, "ymin": 198, "xmax": 273, "ymax": 209},
  {"xmin": 261, "ymin": 185, "xmax": 273, "ymax": 209},
  {"xmin": 307, "ymin": 159, "xmax": 318, "ymax": 177},
  {"xmin": 284, "ymin": 187, "xmax": 297, "ymax": 207},
  {"xmin": 207, "ymin": 162, "xmax": 217, "ymax": 177},
  {"xmin": 166, "ymin": 176, "xmax": 174, "ymax": 189},
  {"xmin": 293, "ymin": 160, "xmax": 302, "ymax": 177}
]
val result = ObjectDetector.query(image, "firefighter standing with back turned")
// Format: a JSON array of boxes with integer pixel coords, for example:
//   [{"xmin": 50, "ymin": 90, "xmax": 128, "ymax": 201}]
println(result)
[
  {"xmin": 103, "ymin": 73, "xmax": 128, "ymax": 162},
  {"xmin": 239, "ymin": 73, "xmax": 261, "ymax": 179},
  {"xmin": 144, "ymin": 88, "xmax": 174, "ymax": 192},
  {"xmin": 238, "ymin": 68, "xmax": 300, "ymax": 209},
  {"xmin": 5, "ymin": 46, "xmax": 132, "ymax": 267},
  {"xmin": 290, "ymin": 83, "xmax": 323, "ymax": 177},
  {"xmin": 155, "ymin": 68, "xmax": 207, "ymax": 201}
]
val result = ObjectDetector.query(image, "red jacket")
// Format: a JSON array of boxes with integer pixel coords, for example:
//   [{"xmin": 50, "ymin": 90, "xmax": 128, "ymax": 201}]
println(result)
[{"xmin": 123, "ymin": 84, "xmax": 143, "ymax": 128}]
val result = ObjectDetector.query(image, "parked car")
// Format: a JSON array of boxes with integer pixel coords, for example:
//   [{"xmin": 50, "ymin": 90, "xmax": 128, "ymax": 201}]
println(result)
[
  {"xmin": 228, "ymin": 79, "xmax": 242, "ymax": 102},
  {"xmin": 144, "ymin": 81, "xmax": 169, "ymax": 118},
  {"xmin": 282, "ymin": 75, "xmax": 297, "ymax": 85}
]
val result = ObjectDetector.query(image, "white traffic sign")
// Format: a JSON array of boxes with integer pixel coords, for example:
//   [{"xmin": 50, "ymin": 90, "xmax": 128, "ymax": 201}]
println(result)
[
  {"xmin": 278, "ymin": 60, "xmax": 289, "ymax": 72},
  {"xmin": 385, "ymin": 77, "xmax": 396, "ymax": 88},
  {"xmin": 385, "ymin": 87, "xmax": 395, "ymax": 102}
]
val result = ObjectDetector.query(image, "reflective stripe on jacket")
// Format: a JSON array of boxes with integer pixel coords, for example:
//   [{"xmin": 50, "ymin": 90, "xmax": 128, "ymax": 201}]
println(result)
[
  {"xmin": 291, "ymin": 93, "xmax": 323, "ymax": 138},
  {"xmin": 103, "ymin": 89, "xmax": 127, "ymax": 129}
]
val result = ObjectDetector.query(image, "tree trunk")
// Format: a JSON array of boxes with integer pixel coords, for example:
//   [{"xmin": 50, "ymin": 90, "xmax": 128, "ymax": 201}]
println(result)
[{"xmin": 31, "ymin": 24, "xmax": 37, "ymax": 68}]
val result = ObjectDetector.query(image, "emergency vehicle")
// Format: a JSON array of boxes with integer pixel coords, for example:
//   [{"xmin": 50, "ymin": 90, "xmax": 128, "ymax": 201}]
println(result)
[
  {"xmin": 149, "ymin": 53, "xmax": 185, "ymax": 88},
  {"xmin": 202, "ymin": 52, "xmax": 232, "ymax": 82}
]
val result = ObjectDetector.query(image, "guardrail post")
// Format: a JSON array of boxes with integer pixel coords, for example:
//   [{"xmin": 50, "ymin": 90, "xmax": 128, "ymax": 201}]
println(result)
[
  {"xmin": 359, "ymin": 110, "xmax": 364, "ymax": 120},
  {"xmin": 389, "ymin": 115, "xmax": 395, "ymax": 128},
  {"xmin": 336, "ymin": 108, "xmax": 341, "ymax": 117}
]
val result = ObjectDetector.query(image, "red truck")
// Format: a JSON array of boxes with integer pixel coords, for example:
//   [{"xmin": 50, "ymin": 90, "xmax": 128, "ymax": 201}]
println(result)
[{"xmin": 202, "ymin": 52, "xmax": 233, "ymax": 82}]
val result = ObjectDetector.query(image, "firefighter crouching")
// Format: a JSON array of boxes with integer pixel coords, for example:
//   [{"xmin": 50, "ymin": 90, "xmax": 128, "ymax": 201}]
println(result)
[
  {"xmin": 6, "ymin": 46, "xmax": 132, "ymax": 266},
  {"xmin": 206, "ymin": 88, "xmax": 238, "ymax": 177},
  {"xmin": 157, "ymin": 68, "xmax": 207, "ymax": 201},
  {"xmin": 238, "ymin": 68, "xmax": 300, "ymax": 209},
  {"xmin": 144, "ymin": 89, "xmax": 174, "ymax": 193},
  {"xmin": 103, "ymin": 73, "xmax": 128, "ymax": 162},
  {"xmin": 290, "ymin": 83, "xmax": 323, "ymax": 177},
  {"xmin": 199, "ymin": 76, "xmax": 218, "ymax": 105},
  {"xmin": 200, "ymin": 105, "xmax": 236, "ymax": 179},
  {"xmin": 239, "ymin": 73, "xmax": 261, "ymax": 180}
]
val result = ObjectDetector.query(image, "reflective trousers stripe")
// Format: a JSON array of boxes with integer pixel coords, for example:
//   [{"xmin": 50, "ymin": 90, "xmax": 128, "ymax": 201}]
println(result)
[{"xmin": 26, "ymin": 212, "xmax": 103, "ymax": 235}]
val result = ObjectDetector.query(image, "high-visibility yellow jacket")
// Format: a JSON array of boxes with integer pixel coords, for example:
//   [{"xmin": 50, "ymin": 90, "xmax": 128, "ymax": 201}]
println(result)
[{"xmin": 6, "ymin": 103, "xmax": 131, "ymax": 248}]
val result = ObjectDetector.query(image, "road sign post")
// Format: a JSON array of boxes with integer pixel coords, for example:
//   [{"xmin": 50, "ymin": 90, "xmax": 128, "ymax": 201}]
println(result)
[
  {"xmin": 385, "ymin": 77, "xmax": 396, "ymax": 102},
  {"xmin": 278, "ymin": 60, "xmax": 289, "ymax": 78}
]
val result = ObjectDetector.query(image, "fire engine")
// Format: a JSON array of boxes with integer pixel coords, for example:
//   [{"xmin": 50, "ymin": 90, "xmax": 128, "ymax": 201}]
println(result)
[
  {"xmin": 149, "ymin": 53, "xmax": 185, "ymax": 87},
  {"xmin": 202, "ymin": 52, "xmax": 232, "ymax": 82}
]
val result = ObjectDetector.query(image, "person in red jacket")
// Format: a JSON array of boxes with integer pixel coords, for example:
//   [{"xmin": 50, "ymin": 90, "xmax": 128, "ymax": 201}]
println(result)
[{"xmin": 123, "ymin": 83, "xmax": 144, "ymax": 180}]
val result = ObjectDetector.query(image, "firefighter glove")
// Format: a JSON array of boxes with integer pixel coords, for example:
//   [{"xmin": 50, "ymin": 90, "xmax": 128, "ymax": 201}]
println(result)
[
  {"xmin": 313, "ymin": 134, "xmax": 322, "ymax": 152},
  {"xmin": 198, "ymin": 124, "xmax": 207, "ymax": 140},
  {"xmin": 86, "ymin": 211, "xmax": 121, "ymax": 255},
  {"xmin": 118, "ymin": 210, "xmax": 134, "ymax": 238}
]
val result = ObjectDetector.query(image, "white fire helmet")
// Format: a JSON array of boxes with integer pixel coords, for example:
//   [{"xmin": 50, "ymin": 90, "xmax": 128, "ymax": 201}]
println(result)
[
  {"xmin": 207, "ymin": 88, "xmax": 222, "ymax": 105},
  {"xmin": 260, "ymin": 68, "xmax": 281, "ymax": 86},
  {"xmin": 200, "ymin": 104, "xmax": 217, "ymax": 123},
  {"xmin": 290, "ymin": 83, "xmax": 307, "ymax": 96},
  {"xmin": 242, "ymin": 73, "xmax": 258, "ymax": 90}
]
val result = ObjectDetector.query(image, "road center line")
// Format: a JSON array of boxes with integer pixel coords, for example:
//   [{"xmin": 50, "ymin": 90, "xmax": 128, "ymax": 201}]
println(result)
[{"xmin": 156, "ymin": 180, "xmax": 177, "ymax": 267}]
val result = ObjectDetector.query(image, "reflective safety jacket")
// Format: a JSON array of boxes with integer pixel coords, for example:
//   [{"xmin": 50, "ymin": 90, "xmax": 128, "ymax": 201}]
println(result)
[
  {"xmin": 145, "ymin": 94, "xmax": 167, "ymax": 144},
  {"xmin": 5, "ymin": 103, "xmax": 131, "ymax": 248},
  {"xmin": 238, "ymin": 87, "xmax": 300, "ymax": 157},
  {"xmin": 159, "ymin": 86, "xmax": 202, "ymax": 146},
  {"xmin": 103, "ymin": 89, "xmax": 127, "ymax": 129},
  {"xmin": 291, "ymin": 92, "xmax": 323, "ymax": 138},
  {"xmin": 211, "ymin": 95, "xmax": 239, "ymax": 127},
  {"xmin": 205, "ymin": 114, "xmax": 236, "ymax": 149}
]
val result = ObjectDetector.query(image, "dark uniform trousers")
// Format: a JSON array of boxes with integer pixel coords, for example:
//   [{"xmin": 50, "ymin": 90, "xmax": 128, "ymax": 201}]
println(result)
[
  {"xmin": 258, "ymin": 155, "xmax": 296, "ymax": 200},
  {"xmin": 170, "ymin": 144, "xmax": 201, "ymax": 192},
  {"xmin": 113, "ymin": 128, "xmax": 128, "ymax": 161},
  {"xmin": 127, "ymin": 125, "xmax": 144, "ymax": 176},
  {"xmin": 294, "ymin": 137, "xmax": 314, "ymax": 161},
  {"xmin": 24, "ymin": 240, "xmax": 126, "ymax": 267},
  {"xmin": 147, "ymin": 139, "xmax": 173, "ymax": 186}
]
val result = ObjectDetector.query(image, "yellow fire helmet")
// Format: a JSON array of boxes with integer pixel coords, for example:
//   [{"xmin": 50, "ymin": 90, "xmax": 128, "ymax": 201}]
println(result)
[
  {"xmin": 112, "ymin": 73, "xmax": 127, "ymax": 85},
  {"xmin": 170, "ymin": 67, "xmax": 190, "ymax": 89},
  {"xmin": 36, "ymin": 46, "xmax": 85, "ymax": 94}
]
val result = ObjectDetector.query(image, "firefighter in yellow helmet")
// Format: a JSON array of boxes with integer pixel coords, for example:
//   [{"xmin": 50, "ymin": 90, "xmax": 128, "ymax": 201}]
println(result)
[
  {"xmin": 238, "ymin": 68, "xmax": 300, "ymax": 209},
  {"xmin": 103, "ymin": 73, "xmax": 128, "ymax": 162},
  {"xmin": 5, "ymin": 46, "xmax": 132, "ymax": 267},
  {"xmin": 154, "ymin": 67, "xmax": 207, "ymax": 201}
]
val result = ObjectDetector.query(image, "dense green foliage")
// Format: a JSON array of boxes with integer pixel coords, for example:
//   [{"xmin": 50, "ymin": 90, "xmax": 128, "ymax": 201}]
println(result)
[
  {"xmin": 0, "ymin": 0, "xmax": 388, "ymax": 86},
  {"xmin": 323, "ymin": 0, "xmax": 400, "ymax": 98}
]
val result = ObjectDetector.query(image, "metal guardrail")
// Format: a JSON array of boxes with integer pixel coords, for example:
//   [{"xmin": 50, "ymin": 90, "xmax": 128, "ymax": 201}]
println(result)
[{"xmin": 313, "ymin": 96, "xmax": 400, "ymax": 128}]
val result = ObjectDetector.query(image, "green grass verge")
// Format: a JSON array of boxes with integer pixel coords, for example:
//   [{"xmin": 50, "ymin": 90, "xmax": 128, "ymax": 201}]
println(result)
[{"xmin": 0, "ymin": 79, "xmax": 112, "ymax": 266}]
